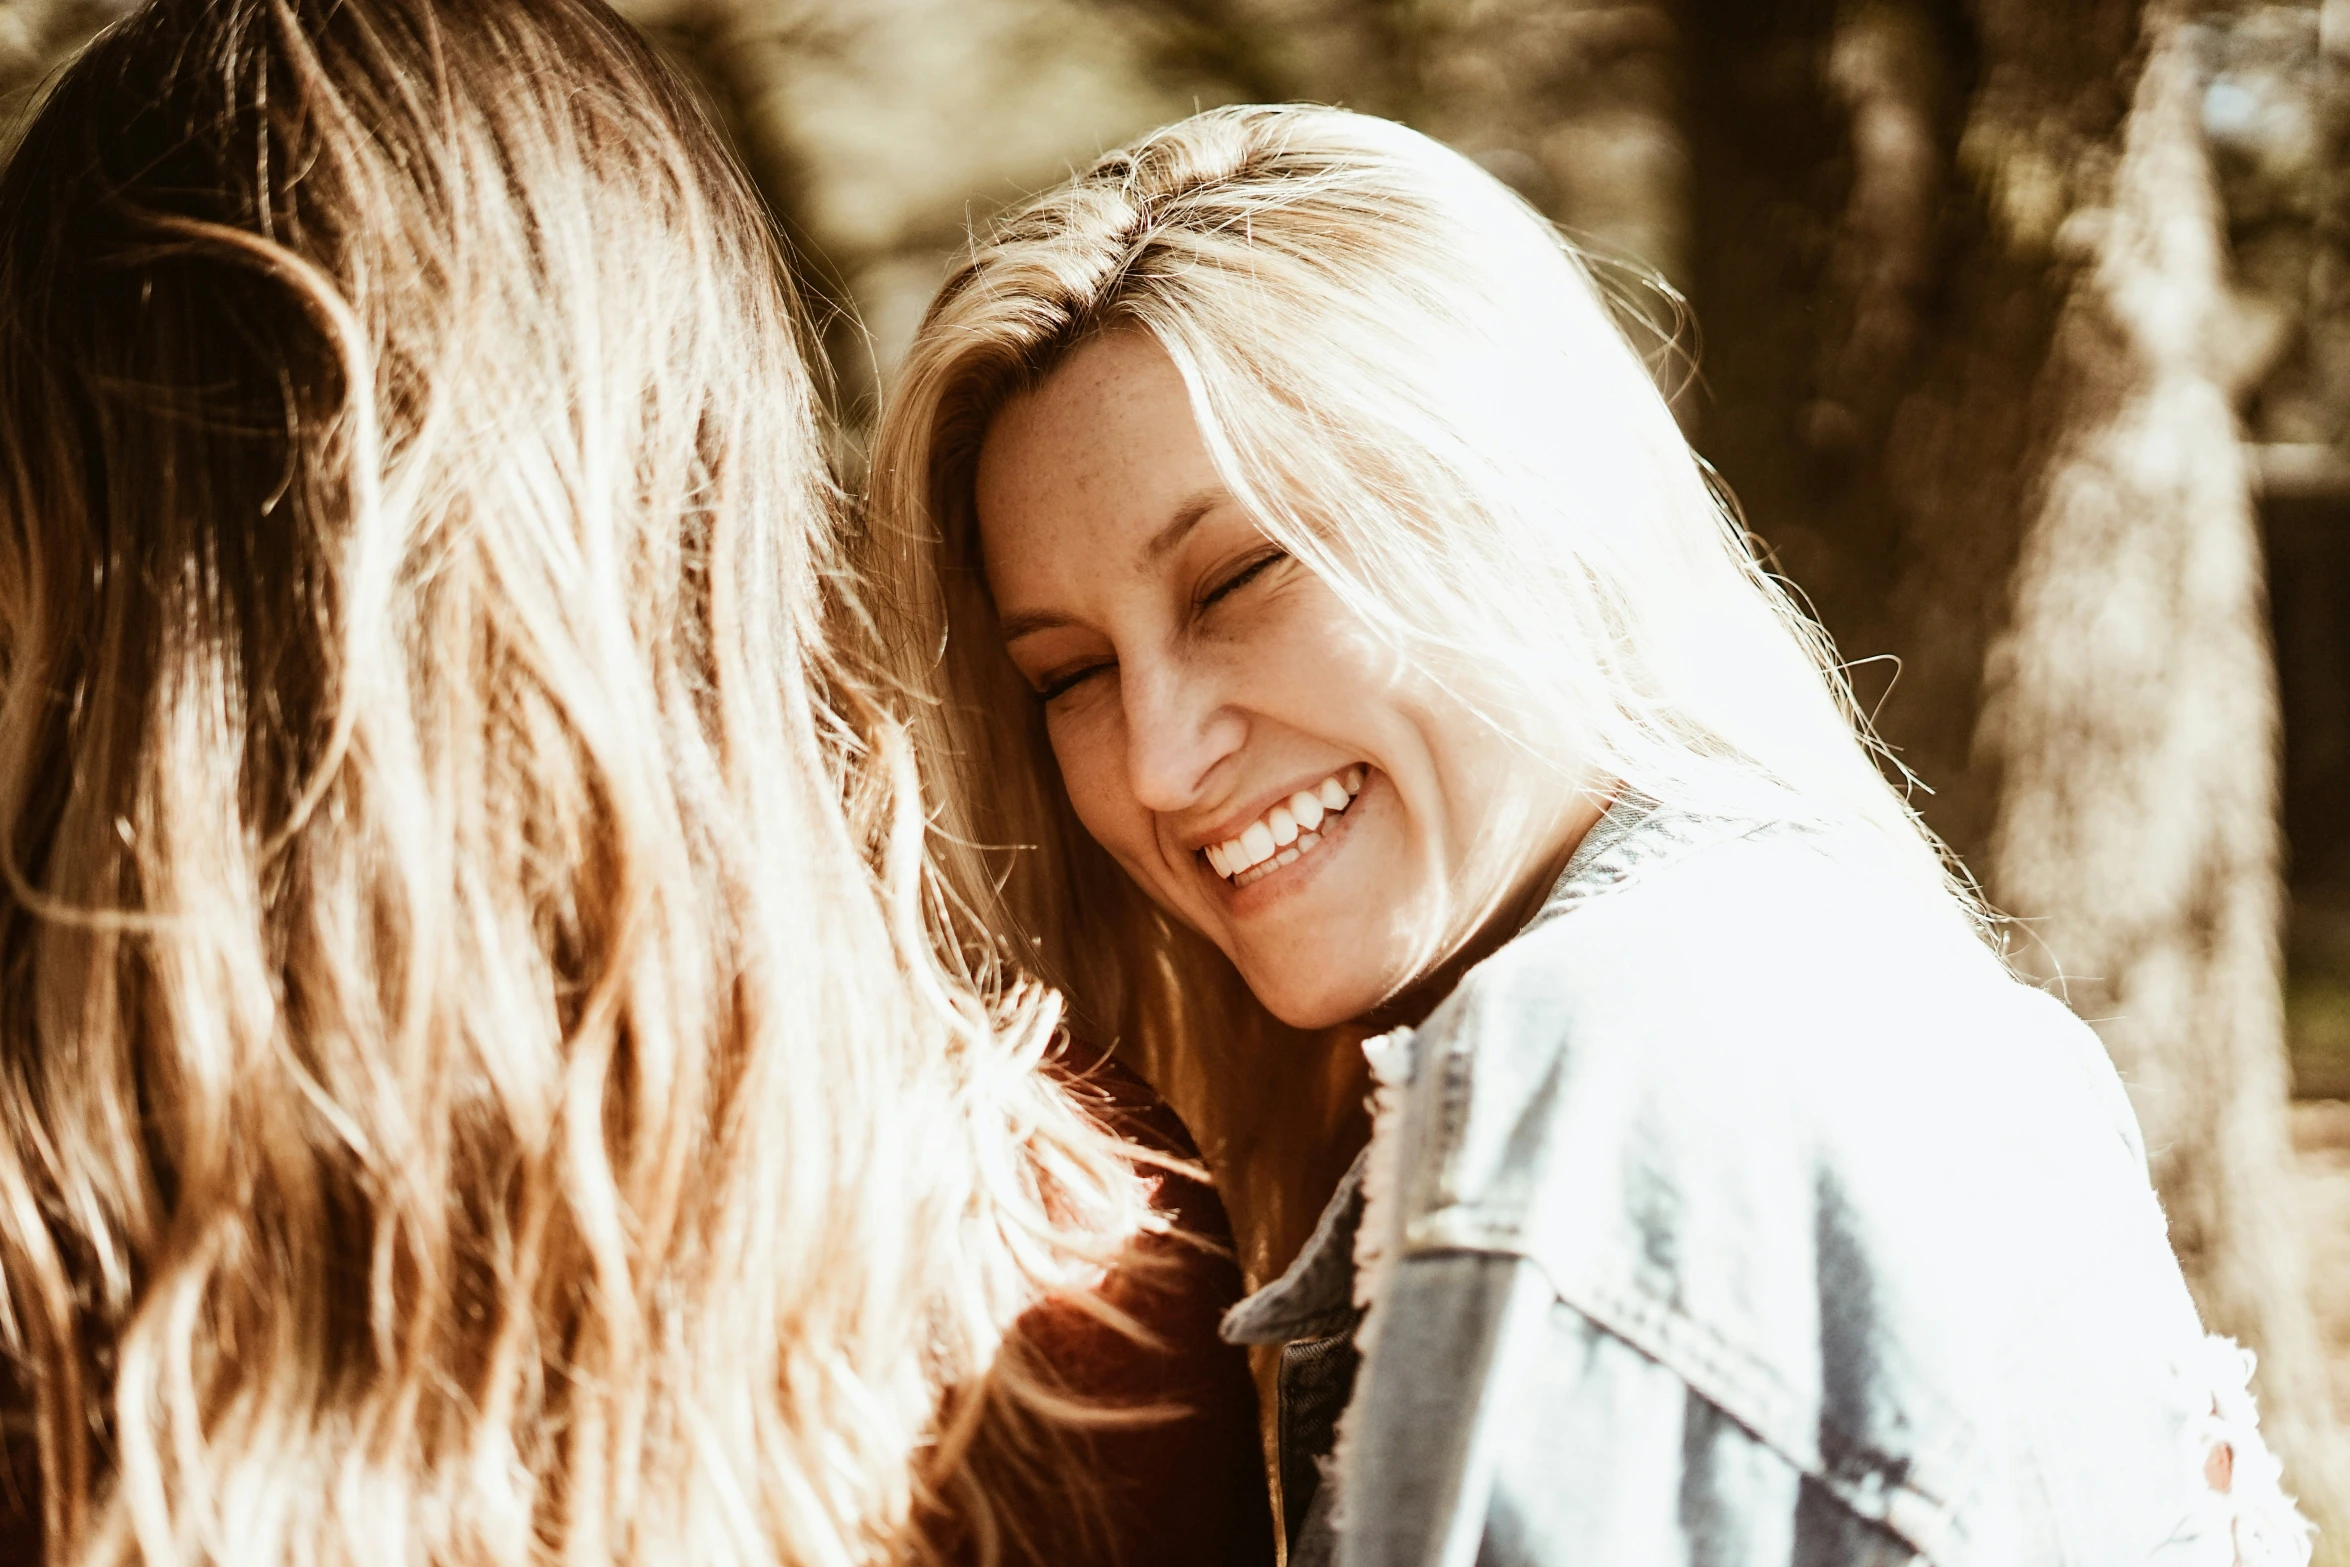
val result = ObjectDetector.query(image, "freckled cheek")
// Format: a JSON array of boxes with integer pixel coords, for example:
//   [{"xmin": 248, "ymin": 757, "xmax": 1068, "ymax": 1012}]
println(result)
[
  {"xmin": 1243, "ymin": 593, "xmax": 1401, "ymax": 714},
  {"xmin": 1046, "ymin": 718, "xmax": 1155, "ymax": 867}
]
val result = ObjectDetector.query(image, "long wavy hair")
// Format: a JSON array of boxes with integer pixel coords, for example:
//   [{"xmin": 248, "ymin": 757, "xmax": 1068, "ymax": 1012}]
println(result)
[
  {"xmin": 864, "ymin": 105, "xmax": 1980, "ymax": 1274},
  {"xmin": 0, "ymin": 3, "xmax": 1149, "ymax": 1563}
]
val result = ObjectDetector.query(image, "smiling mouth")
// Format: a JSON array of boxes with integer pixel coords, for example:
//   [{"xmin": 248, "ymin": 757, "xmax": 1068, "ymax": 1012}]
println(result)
[{"xmin": 1201, "ymin": 766, "xmax": 1364, "ymax": 888}]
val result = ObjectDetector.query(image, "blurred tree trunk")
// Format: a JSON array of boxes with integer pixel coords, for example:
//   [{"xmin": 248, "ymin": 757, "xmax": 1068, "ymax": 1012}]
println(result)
[
  {"xmin": 1979, "ymin": 4, "xmax": 2350, "ymax": 1537},
  {"xmin": 1687, "ymin": 0, "xmax": 2349, "ymax": 1543},
  {"xmin": 1683, "ymin": 0, "xmax": 2047, "ymax": 860}
]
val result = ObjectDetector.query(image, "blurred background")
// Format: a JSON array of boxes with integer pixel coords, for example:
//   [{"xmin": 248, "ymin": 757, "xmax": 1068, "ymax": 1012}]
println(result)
[{"xmin": 6, "ymin": 0, "xmax": 2350, "ymax": 1549}]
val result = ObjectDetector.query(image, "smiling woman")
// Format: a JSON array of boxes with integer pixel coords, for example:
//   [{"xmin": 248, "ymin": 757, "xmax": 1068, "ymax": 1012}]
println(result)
[
  {"xmin": 866, "ymin": 106, "xmax": 1943, "ymax": 1304},
  {"xmin": 869, "ymin": 104, "xmax": 2317, "ymax": 1565},
  {"xmin": 973, "ymin": 329, "xmax": 1602, "ymax": 1031}
]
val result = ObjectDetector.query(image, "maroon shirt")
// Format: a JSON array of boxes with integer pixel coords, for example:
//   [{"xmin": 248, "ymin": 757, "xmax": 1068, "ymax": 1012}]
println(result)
[{"xmin": 930, "ymin": 1050, "xmax": 1276, "ymax": 1567}]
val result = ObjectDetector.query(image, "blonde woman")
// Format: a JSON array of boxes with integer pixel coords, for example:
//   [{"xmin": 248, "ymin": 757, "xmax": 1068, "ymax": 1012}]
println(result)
[
  {"xmin": 869, "ymin": 105, "xmax": 2314, "ymax": 1566},
  {"xmin": 0, "ymin": 3, "xmax": 1278, "ymax": 1564}
]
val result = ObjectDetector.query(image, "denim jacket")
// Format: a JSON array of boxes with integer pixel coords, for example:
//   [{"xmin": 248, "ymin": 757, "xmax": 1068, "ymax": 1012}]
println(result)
[{"xmin": 1222, "ymin": 797, "xmax": 2313, "ymax": 1567}]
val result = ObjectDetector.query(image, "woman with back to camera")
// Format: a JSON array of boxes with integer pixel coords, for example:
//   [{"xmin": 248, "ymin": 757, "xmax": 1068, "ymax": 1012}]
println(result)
[
  {"xmin": 869, "ymin": 104, "xmax": 2315, "ymax": 1565},
  {"xmin": 0, "ymin": 4, "xmax": 1273, "ymax": 1564}
]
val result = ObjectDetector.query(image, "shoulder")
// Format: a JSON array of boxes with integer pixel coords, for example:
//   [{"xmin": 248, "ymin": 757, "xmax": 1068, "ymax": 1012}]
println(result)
[
  {"xmin": 1452, "ymin": 806, "xmax": 2151, "ymax": 1179},
  {"xmin": 1497, "ymin": 807, "xmax": 1985, "ymax": 998},
  {"xmin": 1434, "ymin": 810, "xmax": 2032, "ymax": 1124},
  {"xmin": 1358, "ymin": 806, "xmax": 2205, "ymax": 1558},
  {"xmin": 1402, "ymin": 805, "xmax": 2143, "ymax": 1233},
  {"xmin": 1371, "ymin": 810, "xmax": 2003, "ymax": 1258}
]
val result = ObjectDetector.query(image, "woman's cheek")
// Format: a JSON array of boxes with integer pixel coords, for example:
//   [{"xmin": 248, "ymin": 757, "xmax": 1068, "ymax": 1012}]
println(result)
[{"xmin": 1049, "ymin": 714, "xmax": 1138, "ymax": 859}]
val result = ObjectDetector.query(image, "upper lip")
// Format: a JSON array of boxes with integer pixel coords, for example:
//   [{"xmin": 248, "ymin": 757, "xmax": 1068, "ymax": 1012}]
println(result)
[{"xmin": 1175, "ymin": 766, "xmax": 1362, "ymax": 853}]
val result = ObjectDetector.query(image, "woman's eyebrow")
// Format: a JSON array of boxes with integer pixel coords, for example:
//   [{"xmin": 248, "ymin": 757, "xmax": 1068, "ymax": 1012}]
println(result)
[
  {"xmin": 1143, "ymin": 490, "xmax": 1229, "ymax": 564},
  {"xmin": 998, "ymin": 608, "xmax": 1073, "ymax": 644}
]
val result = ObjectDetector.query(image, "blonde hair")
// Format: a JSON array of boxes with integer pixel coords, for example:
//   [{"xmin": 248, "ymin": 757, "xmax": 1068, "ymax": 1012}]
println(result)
[
  {"xmin": 865, "ymin": 105, "xmax": 1978, "ymax": 1159},
  {"xmin": 0, "ymin": 2, "xmax": 1148, "ymax": 1563}
]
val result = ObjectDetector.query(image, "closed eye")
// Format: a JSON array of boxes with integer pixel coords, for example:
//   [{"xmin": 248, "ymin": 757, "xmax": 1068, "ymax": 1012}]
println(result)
[
  {"xmin": 1200, "ymin": 547, "xmax": 1287, "ymax": 610},
  {"xmin": 1037, "ymin": 660, "xmax": 1112, "ymax": 702}
]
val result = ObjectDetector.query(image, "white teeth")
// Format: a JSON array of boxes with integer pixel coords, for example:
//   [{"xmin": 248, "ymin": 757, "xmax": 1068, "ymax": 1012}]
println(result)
[
  {"xmin": 1289, "ymin": 791, "xmax": 1324, "ymax": 831},
  {"xmin": 1209, "ymin": 767, "xmax": 1368, "ymax": 883},
  {"xmin": 1230, "ymin": 831, "xmax": 1316, "ymax": 888}
]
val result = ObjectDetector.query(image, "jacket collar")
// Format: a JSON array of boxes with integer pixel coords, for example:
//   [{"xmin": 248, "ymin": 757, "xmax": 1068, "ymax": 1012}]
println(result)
[{"xmin": 1219, "ymin": 1145, "xmax": 1370, "ymax": 1344}]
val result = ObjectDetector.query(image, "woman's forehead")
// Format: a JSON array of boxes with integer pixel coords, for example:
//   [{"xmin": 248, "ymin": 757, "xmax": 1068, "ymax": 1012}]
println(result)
[{"xmin": 975, "ymin": 334, "xmax": 1227, "ymax": 571}]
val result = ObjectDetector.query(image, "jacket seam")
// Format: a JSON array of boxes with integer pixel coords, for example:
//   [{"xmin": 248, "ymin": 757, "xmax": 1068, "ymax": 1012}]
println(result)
[
  {"xmin": 1550, "ymin": 1259, "xmax": 1968, "ymax": 1561},
  {"xmin": 1388, "ymin": 1230, "xmax": 1971, "ymax": 1562}
]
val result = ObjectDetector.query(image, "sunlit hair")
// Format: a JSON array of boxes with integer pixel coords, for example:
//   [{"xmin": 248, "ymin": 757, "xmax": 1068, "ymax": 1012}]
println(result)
[
  {"xmin": 866, "ymin": 104, "xmax": 1981, "ymax": 1127},
  {"xmin": 0, "ymin": 2, "xmax": 1150, "ymax": 1563}
]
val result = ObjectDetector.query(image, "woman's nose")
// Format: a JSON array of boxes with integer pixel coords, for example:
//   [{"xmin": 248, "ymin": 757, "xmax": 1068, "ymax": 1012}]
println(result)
[{"xmin": 1120, "ymin": 657, "xmax": 1244, "ymax": 814}]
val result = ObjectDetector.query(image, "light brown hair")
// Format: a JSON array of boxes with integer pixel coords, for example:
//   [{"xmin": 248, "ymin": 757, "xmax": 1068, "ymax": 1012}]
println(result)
[{"xmin": 0, "ymin": 3, "xmax": 1146, "ymax": 1562}]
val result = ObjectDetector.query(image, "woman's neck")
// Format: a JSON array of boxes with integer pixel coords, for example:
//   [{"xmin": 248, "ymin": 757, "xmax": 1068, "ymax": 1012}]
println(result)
[{"xmin": 1360, "ymin": 783, "xmax": 1614, "ymax": 1035}]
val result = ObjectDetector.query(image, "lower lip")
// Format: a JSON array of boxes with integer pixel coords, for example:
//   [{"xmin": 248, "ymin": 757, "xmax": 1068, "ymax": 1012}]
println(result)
[{"xmin": 1215, "ymin": 775, "xmax": 1370, "ymax": 913}]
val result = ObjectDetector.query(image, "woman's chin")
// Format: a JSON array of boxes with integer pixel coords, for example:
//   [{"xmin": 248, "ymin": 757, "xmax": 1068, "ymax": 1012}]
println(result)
[{"xmin": 1234, "ymin": 954, "xmax": 1394, "ymax": 1032}]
